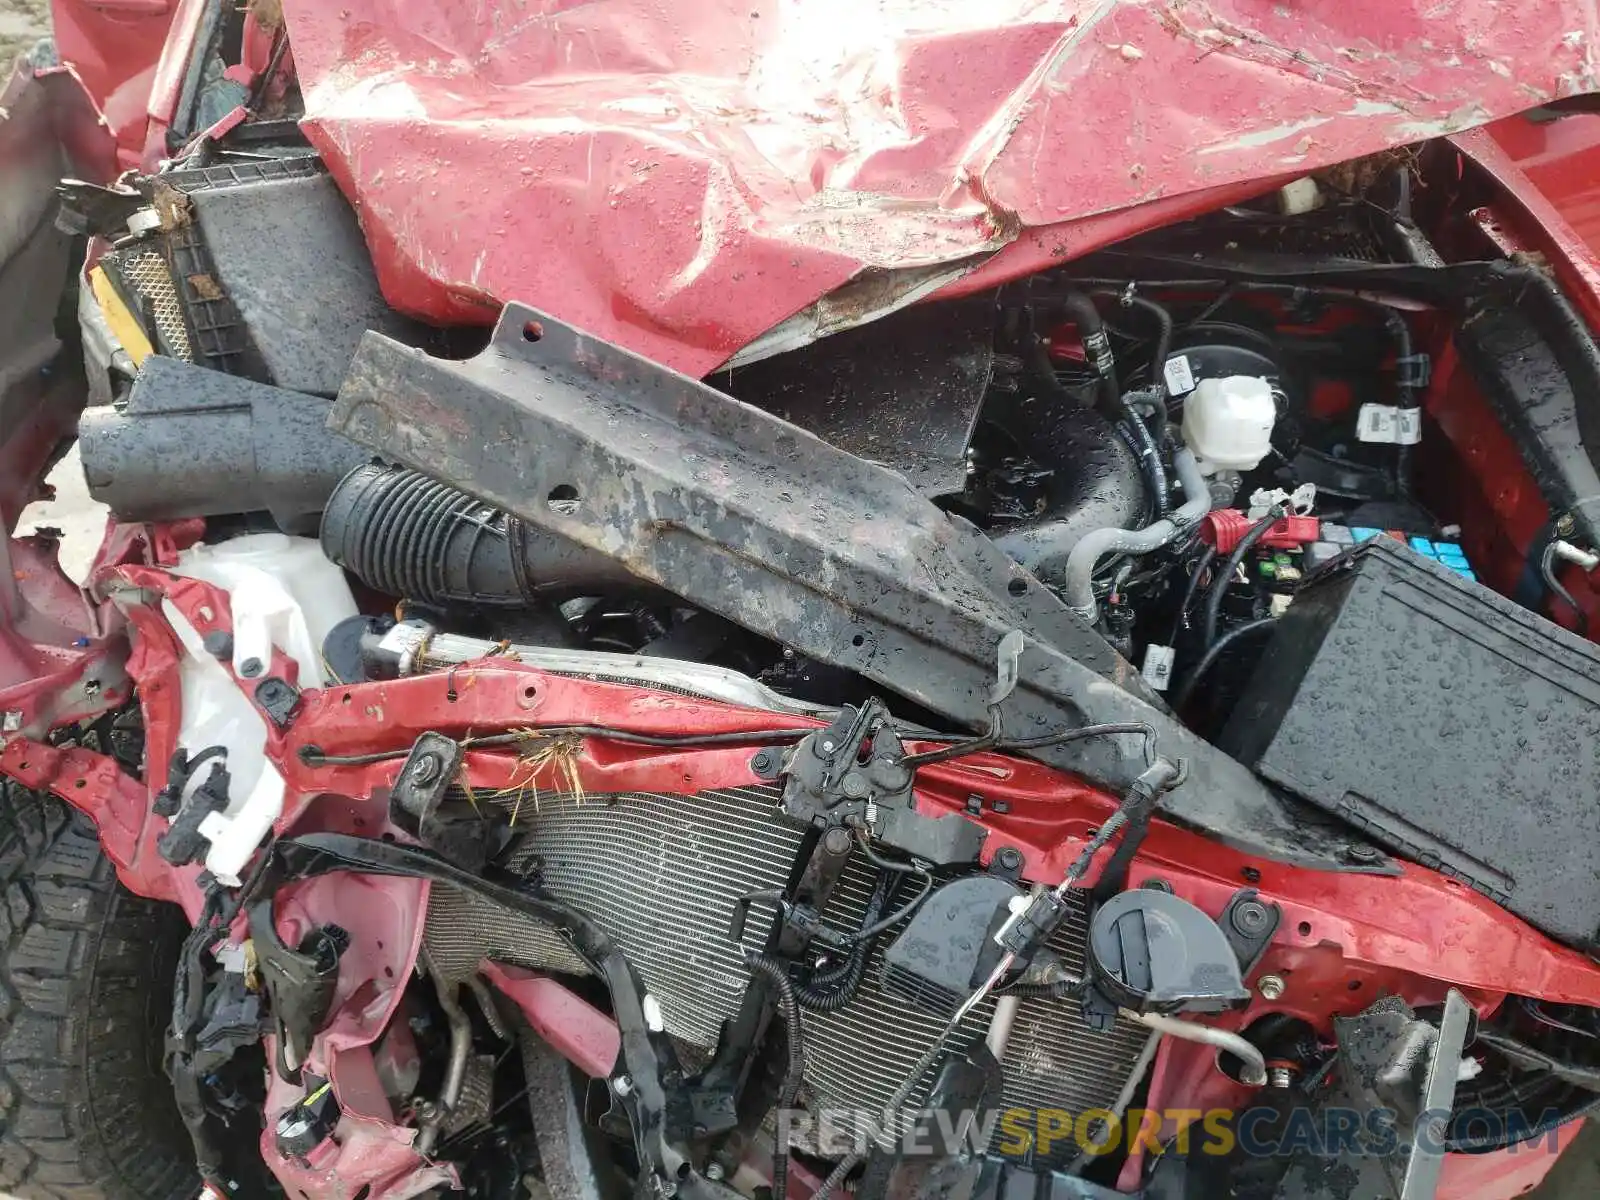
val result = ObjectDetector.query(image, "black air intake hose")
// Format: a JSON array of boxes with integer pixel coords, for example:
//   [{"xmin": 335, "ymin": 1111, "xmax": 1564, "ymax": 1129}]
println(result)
[
  {"xmin": 320, "ymin": 463, "xmax": 640, "ymax": 606},
  {"xmin": 989, "ymin": 404, "xmax": 1146, "ymax": 578}
]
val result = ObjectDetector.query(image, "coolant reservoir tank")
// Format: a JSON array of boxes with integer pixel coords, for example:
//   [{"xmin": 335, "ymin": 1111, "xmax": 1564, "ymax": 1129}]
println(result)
[{"xmin": 1181, "ymin": 375, "xmax": 1276, "ymax": 473}]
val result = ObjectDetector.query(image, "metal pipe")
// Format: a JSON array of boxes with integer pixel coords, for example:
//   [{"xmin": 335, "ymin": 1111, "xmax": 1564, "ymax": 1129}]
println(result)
[
  {"xmin": 1122, "ymin": 1009, "xmax": 1268, "ymax": 1087},
  {"xmin": 985, "ymin": 995, "xmax": 1022, "ymax": 1059},
  {"xmin": 466, "ymin": 975, "xmax": 511, "ymax": 1042},
  {"xmin": 417, "ymin": 949, "xmax": 474, "ymax": 1155},
  {"xmin": 1062, "ymin": 448, "xmax": 1212, "ymax": 621},
  {"xmin": 1064, "ymin": 1030, "xmax": 1162, "ymax": 1175}
]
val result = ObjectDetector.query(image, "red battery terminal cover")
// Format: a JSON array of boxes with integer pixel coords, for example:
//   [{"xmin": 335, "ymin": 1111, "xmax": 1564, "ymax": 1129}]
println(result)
[{"xmin": 1201, "ymin": 509, "xmax": 1321, "ymax": 554}]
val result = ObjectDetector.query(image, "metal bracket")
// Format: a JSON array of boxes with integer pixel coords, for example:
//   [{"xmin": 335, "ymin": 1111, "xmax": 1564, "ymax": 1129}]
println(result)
[
  {"xmin": 328, "ymin": 305, "xmax": 1352, "ymax": 870},
  {"xmin": 389, "ymin": 732, "xmax": 503, "ymax": 872},
  {"xmin": 779, "ymin": 699, "xmax": 985, "ymax": 866}
]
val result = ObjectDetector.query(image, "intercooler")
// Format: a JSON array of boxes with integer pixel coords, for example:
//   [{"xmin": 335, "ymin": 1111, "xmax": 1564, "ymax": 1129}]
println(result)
[{"xmin": 424, "ymin": 783, "xmax": 1152, "ymax": 1165}]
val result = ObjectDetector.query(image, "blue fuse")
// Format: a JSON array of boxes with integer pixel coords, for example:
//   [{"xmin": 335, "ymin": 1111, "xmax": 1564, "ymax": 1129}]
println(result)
[
  {"xmin": 1351, "ymin": 527, "xmax": 1383, "ymax": 543},
  {"xmin": 1408, "ymin": 536, "xmax": 1436, "ymax": 556}
]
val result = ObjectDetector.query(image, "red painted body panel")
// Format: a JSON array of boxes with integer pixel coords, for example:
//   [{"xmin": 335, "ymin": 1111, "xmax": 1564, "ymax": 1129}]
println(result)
[
  {"xmin": 1485, "ymin": 111, "xmax": 1600, "ymax": 265},
  {"xmin": 272, "ymin": 0, "xmax": 1600, "ymax": 376},
  {"xmin": 47, "ymin": 0, "xmax": 175, "ymax": 164}
]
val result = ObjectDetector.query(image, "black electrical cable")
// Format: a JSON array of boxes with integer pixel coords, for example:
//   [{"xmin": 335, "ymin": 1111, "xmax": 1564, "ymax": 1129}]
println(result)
[
  {"xmin": 299, "ymin": 724, "xmax": 819, "ymax": 766},
  {"xmin": 996, "ymin": 977, "xmax": 1089, "ymax": 1001},
  {"xmin": 1201, "ymin": 508, "xmax": 1287, "ymax": 651},
  {"xmin": 1169, "ymin": 544, "xmax": 1218, "ymax": 644},
  {"xmin": 1001, "ymin": 720, "xmax": 1158, "ymax": 759},
  {"xmin": 741, "ymin": 951, "xmax": 805, "ymax": 1200},
  {"xmin": 1539, "ymin": 541, "xmax": 1591, "ymax": 635},
  {"xmin": 854, "ymin": 834, "xmax": 926, "ymax": 875},
  {"xmin": 796, "ymin": 870, "xmax": 899, "ymax": 1012},
  {"xmin": 900, "ymin": 718, "xmax": 1157, "ymax": 770},
  {"xmin": 896, "ymin": 703, "xmax": 1004, "ymax": 768},
  {"xmin": 1519, "ymin": 997, "xmax": 1600, "ymax": 1039},
  {"xmin": 1123, "ymin": 406, "xmax": 1171, "ymax": 518},
  {"xmin": 832, "ymin": 869, "xmax": 933, "ymax": 945},
  {"xmin": 1170, "ymin": 618, "xmax": 1276, "ymax": 712},
  {"xmin": 1381, "ymin": 307, "xmax": 1421, "ymax": 500}
]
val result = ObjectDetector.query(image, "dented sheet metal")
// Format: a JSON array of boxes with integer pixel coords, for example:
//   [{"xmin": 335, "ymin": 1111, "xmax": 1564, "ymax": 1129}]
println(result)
[{"xmin": 281, "ymin": 0, "xmax": 1600, "ymax": 375}]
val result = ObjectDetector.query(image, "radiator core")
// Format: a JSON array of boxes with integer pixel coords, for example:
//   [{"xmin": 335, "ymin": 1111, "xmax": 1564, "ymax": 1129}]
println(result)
[{"xmin": 424, "ymin": 785, "xmax": 1151, "ymax": 1166}]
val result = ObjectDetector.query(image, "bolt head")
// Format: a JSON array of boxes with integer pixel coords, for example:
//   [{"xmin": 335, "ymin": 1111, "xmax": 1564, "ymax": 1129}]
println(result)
[
  {"xmin": 840, "ymin": 772, "xmax": 869, "ymax": 798},
  {"xmin": 1347, "ymin": 843, "xmax": 1382, "ymax": 864},
  {"xmin": 1257, "ymin": 974, "xmax": 1286, "ymax": 1000},
  {"xmin": 1231, "ymin": 900, "xmax": 1270, "ymax": 935},
  {"xmin": 704, "ymin": 1164, "xmax": 725, "ymax": 1182},
  {"xmin": 823, "ymin": 827, "xmax": 853, "ymax": 855},
  {"xmin": 239, "ymin": 657, "xmax": 263, "ymax": 678},
  {"xmin": 409, "ymin": 754, "xmax": 442, "ymax": 785}
]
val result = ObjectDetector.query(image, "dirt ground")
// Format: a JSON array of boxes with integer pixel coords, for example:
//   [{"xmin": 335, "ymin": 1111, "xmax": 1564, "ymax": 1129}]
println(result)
[{"xmin": 0, "ymin": 0, "xmax": 48, "ymax": 63}]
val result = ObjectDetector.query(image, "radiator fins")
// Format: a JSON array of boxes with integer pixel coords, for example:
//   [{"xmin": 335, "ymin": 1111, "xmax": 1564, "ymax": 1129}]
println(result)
[{"xmin": 422, "ymin": 784, "xmax": 1150, "ymax": 1167}]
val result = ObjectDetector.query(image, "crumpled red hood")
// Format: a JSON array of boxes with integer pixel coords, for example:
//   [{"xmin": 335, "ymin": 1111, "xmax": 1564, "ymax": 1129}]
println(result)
[{"xmin": 282, "ymin": 0, "xmax": 1600, "ymax": 375}]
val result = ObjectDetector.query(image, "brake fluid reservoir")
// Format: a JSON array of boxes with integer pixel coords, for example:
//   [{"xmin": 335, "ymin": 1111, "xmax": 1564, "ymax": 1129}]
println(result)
[{"xmin": 1181, "ymin": 375, "xmax": 1277, "ymax": 474}]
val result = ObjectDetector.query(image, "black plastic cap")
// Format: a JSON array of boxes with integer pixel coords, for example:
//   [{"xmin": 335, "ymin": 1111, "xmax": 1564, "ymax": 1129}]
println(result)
[{"xmin": 1087, "ymin": 888, "xmax": 1251, "ymax": 1015}]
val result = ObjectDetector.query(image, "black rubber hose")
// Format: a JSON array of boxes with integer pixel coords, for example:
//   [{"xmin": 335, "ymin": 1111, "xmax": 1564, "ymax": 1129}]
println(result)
[
  {"xmin": 992, "ymin": 304, "xmax": 1148, "ymax": 579},
  {"xmin": 742, "ymin": 952, "xmax": 805, "ymax": 1200},
  {"xmin": 986, "ymin": 404, "xmax": 1146, "ymax": 577},
  {"xmin": 1093, "ymin": 290, "xmax": 1174, "ymax": 427},
  {"xmin": 1171, "ymin": 618, "xmax": 1276, "ymax": 712},
  {"xmin": 1057, "ymin": 290, "xmax": 1121, "ymax": 421},
  {"xmin": 321, "ymin": 463, "xmax": 641, "ymax": 606},
  {"xmin": 1201, "ymin": 509, "xmax": 1286, "ymax": 651},
  {"xmin": 1040, "ymin": 290, "xmax": 1170, "ymax": 527}
]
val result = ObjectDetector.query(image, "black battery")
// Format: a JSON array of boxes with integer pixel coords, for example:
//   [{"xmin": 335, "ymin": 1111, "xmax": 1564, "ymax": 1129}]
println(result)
[{"xmin": 1221, "ymin": 536, "xmax": 1600, "ymax": 948}]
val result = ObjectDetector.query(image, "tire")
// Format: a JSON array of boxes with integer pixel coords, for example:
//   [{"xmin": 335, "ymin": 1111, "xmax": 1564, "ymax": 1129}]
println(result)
[{"xmin": 0, "ymin": 781, "xmax": 197, "ymax": 1200}]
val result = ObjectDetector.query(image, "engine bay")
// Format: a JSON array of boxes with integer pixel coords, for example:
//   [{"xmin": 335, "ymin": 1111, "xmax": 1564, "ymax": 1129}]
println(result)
[{"xmin": 13, "ymin": 36, "xmax": 1600, "ymax": 1200}]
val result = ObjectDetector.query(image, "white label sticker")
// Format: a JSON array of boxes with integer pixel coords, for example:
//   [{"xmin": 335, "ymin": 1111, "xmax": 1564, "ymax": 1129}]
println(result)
[
  {"xmin": 1357, "ymin": 404, "xmax": 1422, "ymax": 446},
  {"xmin": 1163, "ymin": 354, "xmax": 1196, "ymax": 395},
  {"xmin": 1141, "ymin": 644, "xmax": 1176, "ymax": 691},
  {"xmin": 1358, "ymin": 403, "xmax": 1396, "ymax": 442},
  {"xmin": 1395, "ymin": 407, "xmax": 1423, "ymax": 445}
]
